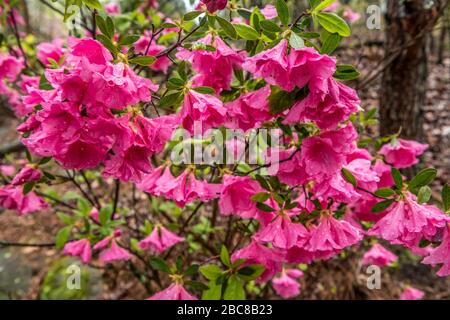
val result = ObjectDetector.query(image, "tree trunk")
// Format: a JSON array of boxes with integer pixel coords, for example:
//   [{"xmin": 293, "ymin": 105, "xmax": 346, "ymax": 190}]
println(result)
[{"xmin": 380, "ymin": 0, "xmax": 448, "ymax": 140}]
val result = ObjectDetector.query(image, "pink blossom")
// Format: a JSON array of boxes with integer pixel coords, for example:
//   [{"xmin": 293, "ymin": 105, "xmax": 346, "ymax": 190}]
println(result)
[
  {"xmin": 243, "ymin": 40, "xmax": 291, "ymax": 91},
  {"xmin": 200, "ymin": 0, "xmax": 228, "ymax": 13},
  {"xmin": 135, "ymin": 114, "xmax": 180, "ymax": 154},
  {"xmin": 306, "ymin": 215, "xmax": 363, "ymax": 256},
  {"xmin": 267, "ymin": 148, "xmax": 307, "ymax": 187},
  {"xmin": 37, "ymin": 39, "xmax": 65, "ymax": 66},
  {"xmin": 219, "ymin": 175, "xmax": 263, "ymax": 219},
  {"xmin": 286, "ymin": 269, "xmax": 304, "ymax": 279},
  {"xmin": 0, "ymin": 165, "xmax": 15, "ymax": 176},
  {"xmin": 400, "ymin": 287, "xmax": 424, "ymax": 300},
  {"xmin": 272, "ymin": 271, "xmax": 301, "ymax": 299},
  {"xmin": 255, "ymin": 215, "xmax": 309, "ymax": 249},
  {"xmin": 137, "ymin": 165, "xmax": 165, "ymax": 193},
  {"xmin": 422, "ymin": 225, "xmax": 450, "ymax": 277},
  {"xmin": 362, "ymin": 243, "xmax": 398, "ymax": 267},
  {"xmin": 345, "ymin": 159, "xmax": 380, "ymax": 192},
  {"xmin": 379, "ymin": 139, "xmax": 428, "ymax": 169},
  {"xmin": 231, "ymin": 240, "xmax": 283, "ymax": 283},
  {"xmin": 284, "ymin": 79, "xmax": 359, "ymax": 129},
  {"xmin": 288, "ymin": 47, "xmax": 336, "ymax": 95},
  {"xmin": 312, "ymin": 171, "xmax": 361, "ymax": 204},
  {"xmin": 146, "ymin": 44, "xmax": 171, "ymax": 74},
  {"xmin": 0, "ymin": 185, "xmax": 48, "ymax": 215},
  {"xmin": 261, "ymin": 4, "xmax": 277, "ymax": 19},
  {"xmin": 139, "ymin": 225, "xmax": 184, "ymax": 253},
  {"xmin": 98, "ymin": 240, "xmax": 132, "ymax": 263},
  {"xmin": 0, "ymin": 53, "xmax": 23, "ymax": 81},
  {"xmin": 11, "ymin": 166, "xmax": 42, "ymax": 186},
  {"xmin": 179, "ymin": 90, "xmax": 227, "ymax": 134},
  {"xmin": 373, "ymin": 160, "xmax": 395, "ymax": 188},
  {"xmin": 177, "ymin": 35, "xmax": 245, "ymax": 93},
  {"xmin": 368, "ymin": 193, "xmax": 449, "ymax": 247},
  {"xmin": 105, "ymin": 3, "xmax": 120, "ymax": 14},
  {"xmin": 149, "ymin": 283, "xmax": 197, "ymax": 300},
  {"xmin": 69, "ymin": 38, "xmax": 112, "ymax": 65},
  {"xmin": 63, "ymin": 239, "xmax": 92, "ymax": 264},
  {"xmin": 343, "ymin": 9, "xmax": 361, "ymax": 23},
  {"xmin": 226, "ymin": 85, "xmax": 273, "ymax": 131}
]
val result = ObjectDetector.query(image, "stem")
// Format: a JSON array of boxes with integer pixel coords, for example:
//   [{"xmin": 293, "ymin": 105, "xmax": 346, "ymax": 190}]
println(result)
[
  {"xmin": 8, "ymin": 10, "xmax": 29, "ymax": 69},
  {"xmin": 112, "ymin": 179, "xmax": 121, "ymax": 215},
  {"xmin": 0, "ymin": 240, "xmax": 54, "ymax": 247}
]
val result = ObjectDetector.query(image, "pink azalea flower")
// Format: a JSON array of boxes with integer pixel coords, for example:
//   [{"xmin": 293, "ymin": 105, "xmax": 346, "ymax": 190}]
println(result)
[
  {"xmin": 226, "ymin": 85, "xmax": 273, "ymax": 131},
  {"xmin": 37, "ymin": 39, "xmax": 65, "ymax": 66},
  {"xmin": 139, "ymin": 225, "xmax": 184, "ymax": 253},
  {"xmin": 373, "ymin": 160, "xmax": 395, "ymax": 188},
  {"xmin": 0, "ymin": 165, "xmax": 15, "ymax": 176},
  {"xmin": 422, "ymin": 225, "xmax": 450, "ymax": 277},
  {"xmin": 105, "ymin": 3, "xmax": 120, "ymax": 14},
  {"xmin": 0, "ymin": 53, "xmax": 23, "ymax": 81},
  {"xmin": 0, "ymin": 185, "xmax": 48, "ymax": 215},
  {"xmin": 368, "ymin": 193, "xmax": 449, "ymax": 247},
  {"xmin": 255, "ymin": 215, "xmax": 309, "ymax": 249},
  {"xmin": 400, "ymin": 287, "xmax": 424, "ymax": 300},
  {"xmin": 288, "ymin": 47, "xmax": 336, "ymax": 95},
  {"xmin": 231, "ymin": 239, "xmax": 283, "ymax": 283},
  {"xmin": 243, "ymin": 39, "xmax": 291, "ymax": 91},
  {"xmin": 267, "ymin": 147, "xmax": 308, "ymax": 187},
  {"xmin": 146, "ymin": 44, "xmax": 171, "ymax": 74},
  {"xmin": 98, "ymin": 240, "xmax": 132, "ymax": 263},
  {"xmin": 149, "ymin": 283, "xmax": 197, "ymax": 300},
  {"xmin": 362, "ymin": 243, "xmax": 398, "ymax": 267},
  {"xmin": 286, "ymin": 269, "xmax": 304, "ymax": 279},
  {"xmin": 177, "ymin": 34, "xmax": 245, "ymax": 93},
  {"xmin": 272, "ymin": 271, "xmax": 301, "ymax": 299},
  {"xmin": 63, "ymin": 239, "xmax": 92, "ymax": 264},
  {"xmin": 179, "ymin": 90, "xmax": 227, "ymax": 134},
  {"xmin": 261, "ymin": 4, "xmax": 277, "ymax": 19},
  {"xmin": 284, "ymin": 79, "xmax": 359, "ymax": 129},
  {"xmin": 69, "ymin": 38, "xmax": 112, "ymax": 65},
  {"xmin": 379, "ymin": 139, "xmax": 428, "ymax": 169},
  {"xmin": 312, "ymin": 171, "xmax": 361, "ymax": 204},
  {"xmin": 135, "ymin": 114, "xmax": 180, "ymax": 154},
  {"xmin": 219, "ymin": 175, "xmax": 263, "ymax": 219},
  {"xmin": 199, "ymin": 0, "xmax": 228, "ymax": 13},
  {"xmin": 343, "ymin": 9, "xmax": 361, "ymax": 23},
  {"xmin": 345, "ymin": 159, "xmax": 380, "ymax": 192},
  {"xmin": 137, "ymin": 165, "xmax": 165, "ymax": 193},
  {"xmin": 305, "ymin": 214, "xmax": 363, "ymax": 256},
  {"xmin": 11, "ymin": 166, "xmax": 42, "ymax": 186}
]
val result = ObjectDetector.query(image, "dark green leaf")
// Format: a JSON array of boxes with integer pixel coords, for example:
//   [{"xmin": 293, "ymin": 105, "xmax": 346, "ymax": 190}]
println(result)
[
  {"xmin": 185, "ymin": 264, "xmax": 199, "ymax": 276},
  {"xmin": 216, "ymin": 16, "xmax": 237, "ymax": 39},
  {"xmin": 234, "ymin": 23, "xmax": 260, "ymax": 40},
  {"xmin": 374, "ymin": 188, "xmax": 396, "ymax": 198},
  {"xmin": 149, "ymin": 257, "xmax": 171, "ymax": 273},
  {"xmin": 391, "ymin": 168, "xmax": 403, "ymax": 190},
  {"xmin": 120, "ymin": 35, "xmax": 140, "ymax": 45},
  {"xmin": 260, "ymin": 20, "xmax": 282, "ymax": 33},
  {"xmin": 192, "ymin": 86, "xmax": 216, "ymax": 94},
  {"xmin": 408, "ymin": 168, "xmax": 437, "ymax": 191},
  {"xmin": 372, "ymin": 199, "xmax": 395, "ymax": 213},
  {"xmin": 251, "ymin": 192, "xmax": 271, "ymax": 203},
  {"xmin": 334, "ymin": 64, "xmax": 360, "ymax": 80},
  {"xmin": 129, "ymin": 55, "xmax": 156, "ymax": 66},
  {"xmin": 321, "ymin": 32, "xmax": 341, "ymax": 54},
  {"xmin": 159, "ymin": 92, "xmax": 183, "ymax": 109},
  {"xmin": 183, "ymin": 11, "xmax": 202, "ymax": 21},
  {"xmin": 341, "ymin": 168, "xmax": 357, "ymax": 188},
  {"xmin": 316, "ymin": 12, "xmax": 351, "ymax": 37},
  {"xmin": 442, "ymin": 184, "xmax": 450, "ymax": 212},
  {"xmin": 256, "ymin": 203, "xmax": 276, "ymax": 212},
  {"xmin": 276, "ymin": 0, "xmax": 290, "ymax": 26}
]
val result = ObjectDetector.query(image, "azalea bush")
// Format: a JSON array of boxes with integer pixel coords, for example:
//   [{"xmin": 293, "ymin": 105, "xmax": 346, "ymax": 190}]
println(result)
[{"xmin": 0, "ymin": 0, "xmax": 449, "ymax": 300}]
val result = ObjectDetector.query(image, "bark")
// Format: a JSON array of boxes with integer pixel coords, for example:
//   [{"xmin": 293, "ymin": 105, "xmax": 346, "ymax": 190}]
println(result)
[{"xmin": 380, "ymin": 0, "xmax": 448, "ymax": 140}]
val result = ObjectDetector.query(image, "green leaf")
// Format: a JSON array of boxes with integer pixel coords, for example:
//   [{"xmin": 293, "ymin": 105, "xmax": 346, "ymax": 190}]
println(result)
[
  {"xmin": 176, "ymin": 256, "xmax": 183, "ymax": 273},
  {"xmin": 275, "ymin": 0, "xmax": 290, "ymax": 26},
  {"xmin": 97, "ymin": 34, "xmax": 117, "ymax": 57},
  {"xmin": 216, "ymin": 16, "xmax": 237, "ymax": 39},
  {"xmin": 199, "ymin": 264, "xmax": 222, "ymax": 280},
  {"xmin": 220, "ymin": 245, "xmax": 231, "ymax": 267},
  {"xmin": 418, "ymin": 186, "xmax": 432, "ymax": 204},
  {"xmin": 23, "ymin": 182, "xmax": 35, "ymax": 195},
  {"xmin": 83, "ymin": 0, "xmax": 102, "ymax": 10},
  {"xmin": 372, "ymin": 199, "xmax": 395, "ymax": 213},
  {"xmin": 268, "ymin": 86, "xmax": 296, "ymax": 115},
  {"xmin": 313, "ymin": 0, "xmax": 336, "ymax": 13},
  {"xmin": 120, "ymin": 35, "xmax": 140, "ymax": 46},
  {"xmin": 159, "ymin": 92, "xmax": 183, "ymax": 109},
  {"xmin": 224, "ymin": 275, "xmax": 245, "ymax": 300},
  {"xmin": 316, "ymin": 12, "xmax": 351, "ymax": 37},
  {"xmin": 442, "ymin": 184, "xmax": 450, "ymax": 212},
  {"xmin": 55, "ymin": 226, "xmax": 71, "ymax": 249},
  {"xmin": 185, "ymin": 264, "xmax": 199, "ymax": 276},
  {"xmin": 334, "ymin": 64, "xmax": 360, "ymax": 80},
  {"xmin": 77, "ymin": 198, "xmax": 91, "ymax": 216},
  {"xmin": 99, "ymin": 204, "xmax": 113, "ymax": 225},
  {"xmin": 289, "ymin": 32, "xmax": 305, "ymax": 49},
  {"xmin": 129, "ymin": 55, "xmax": 156, "ymax": 66},
  {"xmin": 237, "ymin": 264, "xmax": 265, "ymax": 281},
  {"xmin": 408, "ymin": 168, "xmax": 437, "ymax": 192},
  {"xmin": 251, "ymin": 192, "xmax": 271, "ymax": 203},
  {"xmin": 39, "ymin": 74, "xmax": 53, "ymax": 90},
  {"xmin": 149, "ymin": 257, "xmax": 171, "ymax": 273},
  {"xmin": 202, "ymin": 281, "xmax": 222, "ymax": 300},
  {"xmin": 57, "ymin": 212, "xmax": 74, "ymax": 225},
  {"xmin": 183, "ymin": 11, "xmax": 202, "ymax": 21},
  {"xmin": 234, "ymin": 24, "xmax": 260, "ymax": 40},
  {"xmin": 321, "ymin": 32, "xmax": 341, "ymax": 54},
  {"xmin": 256, "ymin": 203, "xmax": 276, "ymax": 212},
  {"xmin": 341, "ymin": 168, "xmax": 357, "ymax": 188},
  {"xmin": 391, "ymin": 168, "xmax": 403, "ymax": 190},
  {"xmin": 192, "ymin": 86, "xmax": 216, "ymax": 94},
  {"xmin": 161, "ymin": 22, "xmax": 178, "ymax": 29},
  {"xmin": 260, "ymin": 20, "xmax": 282, "ymax": 33},
  {"xmin": 374, "ymin": 188, "xmax": 396, "ymax": 198},
  {"xmin": 185, "ymin": 280, "xmax": 209, "ymax": 291},
  {"xmin": 95, "ymin": 15, "xmax": 110, "ymax": 38}
]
